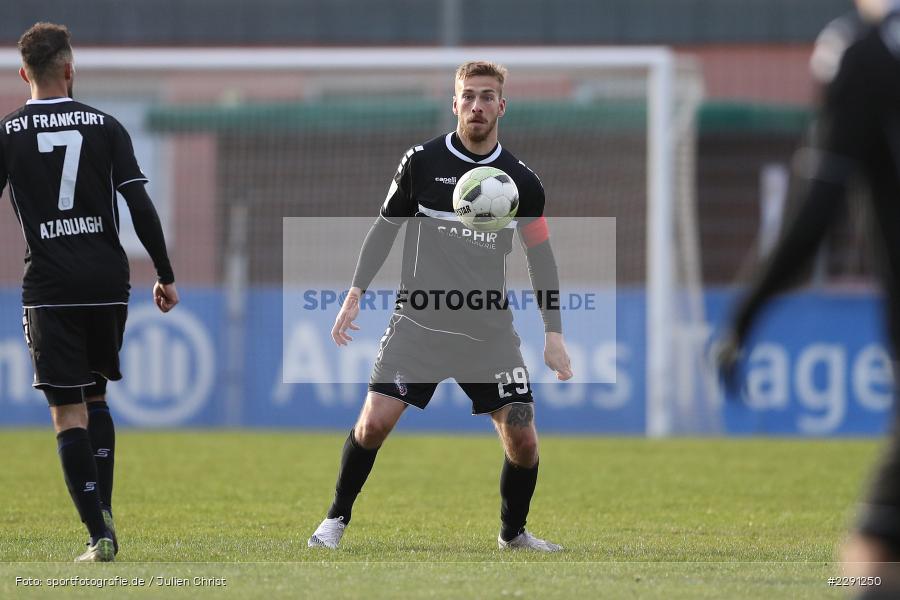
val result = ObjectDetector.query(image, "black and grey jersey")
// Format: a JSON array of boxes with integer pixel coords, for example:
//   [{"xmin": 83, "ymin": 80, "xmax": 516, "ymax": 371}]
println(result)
[
  {"xmin": 0, "ymin": 98, "xmax": 147, "ymax": 307},
  {"xmin": 380, "ymin": 132, "xmax": 545, "ymax": 339}
]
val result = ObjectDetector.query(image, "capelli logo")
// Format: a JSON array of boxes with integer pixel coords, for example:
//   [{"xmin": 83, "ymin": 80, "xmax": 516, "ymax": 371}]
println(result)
[{"xmin": 434, "ymin": 176, "xmax": 457, "ymax": 185}]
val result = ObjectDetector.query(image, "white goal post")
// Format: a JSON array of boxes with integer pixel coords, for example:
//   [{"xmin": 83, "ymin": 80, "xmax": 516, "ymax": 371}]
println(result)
[{"xmin": 0, "ymin": 47, "xmax": 712, "ymax": 435}]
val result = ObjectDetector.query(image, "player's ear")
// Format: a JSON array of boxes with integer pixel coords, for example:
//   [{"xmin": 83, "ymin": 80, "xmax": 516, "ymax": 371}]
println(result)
[
  {"xmin": 18, "ymin": 66, "xmax": 29, "ymax": 84},
  {"xmin": 63, "ymin": 62, "xmax": 74, "ymax": 81},
  {"xmin": 498, "ymin": 97, "xmax": 506, "ymax": 117},
  {"xmin": 452, "ymin": 95, "xmax": 459, "ymax": 116}
]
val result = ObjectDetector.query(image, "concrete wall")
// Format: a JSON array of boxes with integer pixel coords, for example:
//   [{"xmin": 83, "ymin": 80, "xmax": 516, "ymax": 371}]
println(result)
[{"xmin": 2, "ymin": 0, "xmax": 850, "ymax": 45}]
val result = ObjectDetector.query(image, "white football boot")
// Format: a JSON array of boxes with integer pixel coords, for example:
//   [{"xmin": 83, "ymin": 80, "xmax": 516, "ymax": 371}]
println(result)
[
  {"xmin": 498, "ymin": 529, "xmax": 563, "ymax": 552},
  {"xmin": 307, "ymin": 516, "xmax": 346, "ymax": 549},
  {"xmin": 74, "ymin": 537, "xmax": 115, "ymax": 562}
]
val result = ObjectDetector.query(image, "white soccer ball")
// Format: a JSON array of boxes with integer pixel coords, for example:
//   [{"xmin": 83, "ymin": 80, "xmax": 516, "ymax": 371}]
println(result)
[{"xmin": 452, "ymin": 166, "xmax": 519, "ymax": 233}]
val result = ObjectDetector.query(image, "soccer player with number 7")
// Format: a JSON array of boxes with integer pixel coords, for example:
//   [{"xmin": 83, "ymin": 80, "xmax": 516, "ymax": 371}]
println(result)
[{"xmin": 0, "ymin": 23, "xmax": 178, "ymax": 561}]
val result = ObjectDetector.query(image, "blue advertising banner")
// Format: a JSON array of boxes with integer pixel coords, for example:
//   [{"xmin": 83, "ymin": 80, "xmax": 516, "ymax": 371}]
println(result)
[
  {"xmin": 0, "ymin": 289, "xmax": 225, "ymax": 428},
  {"xmin": 0, "ymin": 287, "xmax": 893, "ymax": 435},
  {"xmin": 706, "ymin": 291, "xmax": 893, "ymax": 436}
]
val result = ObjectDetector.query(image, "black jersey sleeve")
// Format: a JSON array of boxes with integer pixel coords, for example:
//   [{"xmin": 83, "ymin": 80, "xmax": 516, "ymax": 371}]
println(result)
[
  {"xmin": 350, "ymin": 215, "xmax": 402, "ymax": 291},
  {"xmin": 513, "ymin": 165, "xmax": 545, "ymax": 225},
  {"xmin": 108, "ymin": 118, "xmax": 148, "ymax": 189},
  {"xmin": 815, "ymin": 40, "xmax": 873, "ymax": 171},
  {"xmin": 729, "ymin": 39, "xmax": 871, "ymax": 343},
  {"xmin": 379, "ymin": 146, "xmax": 418, "ymax": 222},
  {"xmin": 351, "ymin": 148, "xmax": 419, "ymax": 289},
  {"xmin": 119, "ymin": 181, "xmax": 175, "ymax": 284},
  {"xmin": 731, "ymin": 179, "xmax": 844, "ymax": 342},
  {"xmin": 514, "ymin": 169, "xmax": 562, "ymax": 332},
  {"xmin": 525, "ymin": 240, "xmax": 563, "ymax": 333}
]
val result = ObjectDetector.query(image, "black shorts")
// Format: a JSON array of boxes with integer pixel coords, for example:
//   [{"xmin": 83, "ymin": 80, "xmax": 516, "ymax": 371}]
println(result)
[
  {"xmin": 368, "ymin": 314, "xmax": 533, "ymax": 415},
  {"xmin": 23, "ymin": 305, "xmax": 127, "ymax": 405}
]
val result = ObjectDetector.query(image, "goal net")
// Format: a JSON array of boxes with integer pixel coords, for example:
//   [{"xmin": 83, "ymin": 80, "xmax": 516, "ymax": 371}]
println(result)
[{"xmin": 0, "ymin": 47, "xmax": 713, "ymax": 434}]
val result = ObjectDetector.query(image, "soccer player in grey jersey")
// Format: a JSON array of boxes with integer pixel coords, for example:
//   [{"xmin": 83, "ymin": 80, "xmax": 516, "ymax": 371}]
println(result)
[{"xmin": 309, "ymin": 62, "xmax": 572, "ymax": 552}]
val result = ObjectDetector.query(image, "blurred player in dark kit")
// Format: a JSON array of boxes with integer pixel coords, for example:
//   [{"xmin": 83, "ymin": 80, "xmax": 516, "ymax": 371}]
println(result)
[{"xmin": 718, "ymin": 0, "xmax": 900, "ymax": 593}]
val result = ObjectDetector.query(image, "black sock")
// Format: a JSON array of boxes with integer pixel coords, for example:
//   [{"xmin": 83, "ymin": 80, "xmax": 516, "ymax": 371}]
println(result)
[
  {"xmin": 326, "ymin": 429, "xmax": 379, "ymax": 524},
  {"xmin": 57, "ymin": 427, "xmax": 106, "ymax": 541},
  {"xmin": 499, "ymin": 456, "xmax": 539, "ymax": 542},
  {"xmin": 87, "ymin": 401, "xmax": 115, "ymax": 510}
]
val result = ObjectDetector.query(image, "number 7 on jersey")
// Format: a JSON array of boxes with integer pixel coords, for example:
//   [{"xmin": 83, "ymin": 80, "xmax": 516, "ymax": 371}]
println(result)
[{"xmin": 37, "ymin": 130, "xmax": 83, "ymax": 211}]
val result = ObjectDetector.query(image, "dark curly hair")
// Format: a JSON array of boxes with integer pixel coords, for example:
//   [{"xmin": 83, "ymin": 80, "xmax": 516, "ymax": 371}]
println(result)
[{"xmin": 17, "ymin": 22, "xmax": 72, "ymax": 83}]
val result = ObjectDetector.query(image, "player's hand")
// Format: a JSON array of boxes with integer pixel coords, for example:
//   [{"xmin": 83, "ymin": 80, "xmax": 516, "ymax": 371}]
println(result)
[
  {"xmin": 153, "ymin": 281, "xmax": 179, "ymax": 313},
  {"xmin": 713, "ymin": 329, "xmax": 743, "ymax": 397},
  {"xmin": 544, "ymin": 331, "xmax": 573, "ymax": 381},
  {"xmin": 332, "ymin": 288, "xmax": 362, "ymax": 346}
]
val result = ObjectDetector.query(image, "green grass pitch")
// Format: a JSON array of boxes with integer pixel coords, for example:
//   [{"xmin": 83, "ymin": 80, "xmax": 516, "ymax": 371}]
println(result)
[{"xmin": 0, "ymin": 430, "xmax": 884, "ymax": 598}]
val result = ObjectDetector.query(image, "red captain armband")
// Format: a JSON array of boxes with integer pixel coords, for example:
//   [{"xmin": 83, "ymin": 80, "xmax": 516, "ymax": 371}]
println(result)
[{"xmin": 519, "ymin": 216, "xmax": 549, "ymax": 248}]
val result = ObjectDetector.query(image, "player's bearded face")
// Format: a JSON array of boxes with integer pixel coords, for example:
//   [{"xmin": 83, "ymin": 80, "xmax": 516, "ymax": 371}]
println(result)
[
  {"xmin": 461, "ymin": 110, "xmax": 496, "ymax": 143},
  {"xmin": 455, "ymin": 77, "xmax": 504, "ymax": 144}
]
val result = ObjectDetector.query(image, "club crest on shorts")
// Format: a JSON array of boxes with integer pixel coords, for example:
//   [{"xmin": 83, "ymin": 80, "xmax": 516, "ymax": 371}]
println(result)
[{"xmin": 394, "ymin": 371, "xmax": 408, "ymax": 397}]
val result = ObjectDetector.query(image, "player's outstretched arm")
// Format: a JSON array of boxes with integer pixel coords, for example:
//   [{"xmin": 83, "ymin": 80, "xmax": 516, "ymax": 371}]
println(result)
[
  {"xmin": 728, "ymin": 179, "xmax": 844, "ymax": 331},
  {"xmin": 332, "ymin": 216, "xmax": 403, "ymax": 346},
  {"xmin": 721, "ymin": 34, "xmax": 870, "ymax": 384},
  {"xmin": 721, "ymin": 176, "xmax": 845, "ymax": 378},
  {"xmin": 520, "ymin": 216, "xmax": 571, "ymax": 380}
]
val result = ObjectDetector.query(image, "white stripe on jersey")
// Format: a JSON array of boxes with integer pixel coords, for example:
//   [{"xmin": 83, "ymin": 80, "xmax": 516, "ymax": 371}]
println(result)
[
  {"xmin": 25, "ymin": 97, "xmax": 74, "ymax": 105},
  {"xmin": 412, "ymin": 220, "xmax": 422, "ymax": 276},
  {"xmin": 382, "ymin": 145, "xmax": 424, "ymax": 211},
  {"xmin": 33, "ymin": 380, "xmax": 95, "ymax": 388},
  {"xmin": 23, "ymin": 301, "xmax": 128, "ymax": 309},
  {"xmin": 116, "ymin": 177, "xmax": 149, "ymax": 189},
  {"xmin": 417, "ymin": 203, "xmax": 517, "ymax": 229},
  {"xmin": 444, "ymin": 133, "xmax": 502, "ymax": 164},
  {"xmin": 108, "ymin": 171, "xmax": 119, "ymax": 235},
  {"xmin": 383, "ymin": 180, "xmax": 399, "ymax": 207},
  {"xmin": 380, "ymin": 213, "xmax": 403, "ymax": 226},
  {"xmin": 398, "ymin": 314, "xmax": 486, "ymax": 342}
]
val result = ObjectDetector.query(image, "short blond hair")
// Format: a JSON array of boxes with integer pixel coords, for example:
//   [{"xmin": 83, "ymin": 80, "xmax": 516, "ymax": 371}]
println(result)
[{"xmin": 455, "ymin": 61, "xmax": 507, "ymax": 94}]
